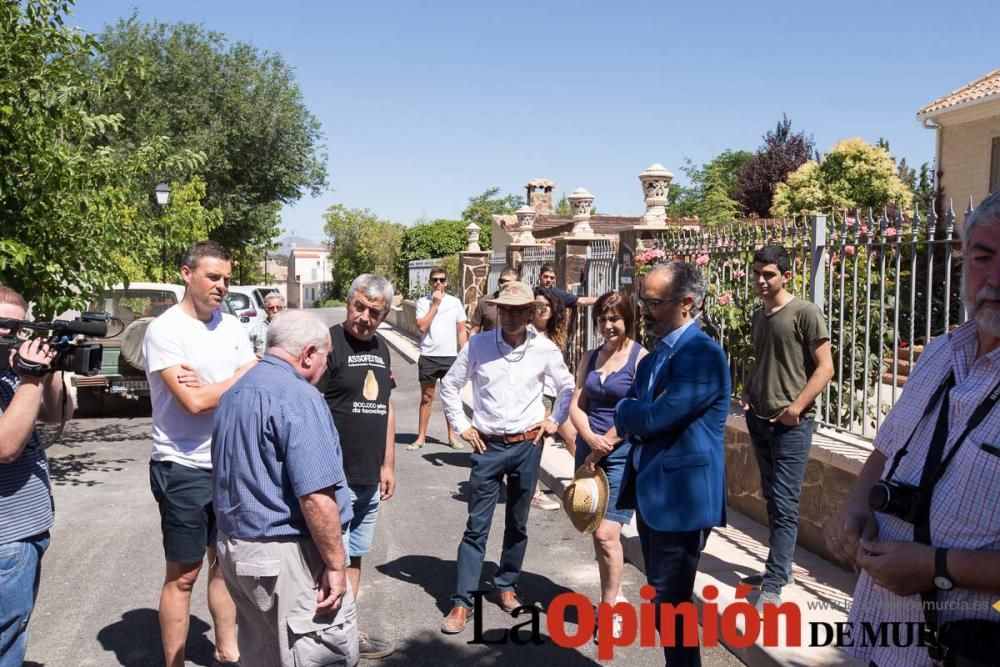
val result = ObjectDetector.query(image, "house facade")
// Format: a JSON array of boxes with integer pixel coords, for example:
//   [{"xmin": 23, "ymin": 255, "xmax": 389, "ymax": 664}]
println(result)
[
  {"xmin": 286, "ymin": 245, "xmax": 331, "ymax": 308},
  {"xmin": 918, "ymin": 68, "xmax": 1000, "ymax": 211}
]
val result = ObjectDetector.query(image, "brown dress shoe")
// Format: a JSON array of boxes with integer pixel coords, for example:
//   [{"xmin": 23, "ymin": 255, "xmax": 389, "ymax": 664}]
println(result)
[
  {"xmin": 492, "ymin": 590, "xmax": 525, "ymax": 615},
  {"xmin": 441, "ymin": 606, "xmax": 470, "ymax": 634}
]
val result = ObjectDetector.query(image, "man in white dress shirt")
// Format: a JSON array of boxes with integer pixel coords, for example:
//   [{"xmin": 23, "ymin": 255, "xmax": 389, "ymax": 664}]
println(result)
[{"xmin": 438, "ymin": 281, "xmax": 575, "ymax": 634}]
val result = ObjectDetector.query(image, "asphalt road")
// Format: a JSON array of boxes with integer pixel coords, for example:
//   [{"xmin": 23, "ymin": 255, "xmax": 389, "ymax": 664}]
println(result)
[{"xmin": 24, "ymin": 307, "xmax": 741, "ymax": 666}]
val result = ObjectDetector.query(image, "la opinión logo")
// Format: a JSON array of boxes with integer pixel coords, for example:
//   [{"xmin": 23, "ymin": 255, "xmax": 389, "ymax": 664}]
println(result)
[{"xmin": 469, "ymin": 585, "xmax": 942, "ymax": 659}]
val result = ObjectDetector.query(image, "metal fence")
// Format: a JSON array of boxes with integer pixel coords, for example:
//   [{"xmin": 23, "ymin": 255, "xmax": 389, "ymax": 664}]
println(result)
[
  {"xmin": 407, "ymin": 258, "xmax": 442, "ymax": 297},
  {"xmin": 566, "ymin": 240, "xmax": 619, "ymax": 371},
  {"xmin": 486, "ymin": 252, "xmax": 507, "ymax": 295},
  {"xmin": 638, "ymin": 205, "xmax": 969, "ymax": 439},
  {"xmin": 518, "ymin": 245, "xmax": 555, "ymax": 287}
]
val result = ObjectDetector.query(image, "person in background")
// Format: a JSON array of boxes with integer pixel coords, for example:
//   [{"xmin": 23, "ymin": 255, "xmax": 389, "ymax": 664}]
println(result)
[
  {"xmin": 530, "ymin": 286, "xmax": 575, "ymax": 510},
  {"xmin": 569, "ymin": 291, "xmax": 647, "ymax": 641},
  {"xmin": 470, "ymin": 266, "xmax": 518, "ymax": 335},
  {"xmin": 740, "ymin": 245, "xmax": 833, "ymax": 612},
  {"xmin": 248, "ymin": 292, "xmax": 286, "ymax": 357},
  {"xmin": 536, "ymin": 263, "xmax": 597, "ymax": 309},
  {"xmin": 410, "ymin": 267, "xmax": 467, "ymax": 451}
]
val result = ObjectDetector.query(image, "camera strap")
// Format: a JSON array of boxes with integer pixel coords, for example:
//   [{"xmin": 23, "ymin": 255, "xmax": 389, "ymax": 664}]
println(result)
[{"xmin": 910, "ymin": 371, "xmax": 1000, "ymax": 662}]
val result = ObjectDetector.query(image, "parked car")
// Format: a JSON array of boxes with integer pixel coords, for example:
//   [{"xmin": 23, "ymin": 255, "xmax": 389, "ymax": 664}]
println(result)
[
  {"xmin": 73, "ymin": 282, "xmax": 247, "ymax": 415},
  {"xmin": 227, "ymin": 285, "xmax": 273, "ymax": 323}
]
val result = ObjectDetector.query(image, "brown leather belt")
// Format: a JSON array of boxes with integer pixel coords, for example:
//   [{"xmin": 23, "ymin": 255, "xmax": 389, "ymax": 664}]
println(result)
[{"xmin": 478, "ymin": 428, "xmax": 542, "ymax": 445}]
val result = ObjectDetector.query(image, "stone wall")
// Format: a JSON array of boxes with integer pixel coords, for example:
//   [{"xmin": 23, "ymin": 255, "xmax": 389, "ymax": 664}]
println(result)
[
  {"xmin": 458, "ymin": 252, "xmax": 489, "ymax": 319},
  {"xmin": 724, "ymin": 407, "xmax": 866, "ymax": 565}
]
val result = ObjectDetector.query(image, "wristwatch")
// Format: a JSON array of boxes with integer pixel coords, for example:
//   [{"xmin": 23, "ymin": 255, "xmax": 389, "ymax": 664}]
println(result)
[{"xmin": 934, "ymin": 547, "xmax": 954, "ymax": 591}]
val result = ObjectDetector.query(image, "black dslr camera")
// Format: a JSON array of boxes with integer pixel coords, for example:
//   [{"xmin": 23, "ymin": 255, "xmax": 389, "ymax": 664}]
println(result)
[
  {"xmin": 0, "ymin": 312, "xmax": 108, "ymax": 376},
  {"xmin": 868, "ymin": 480, "xmax": 924, "ymax": 524}
]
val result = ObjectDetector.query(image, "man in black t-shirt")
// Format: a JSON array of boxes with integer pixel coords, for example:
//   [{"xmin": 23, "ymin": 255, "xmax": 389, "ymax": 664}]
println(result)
[
  {"xmin": 537, "ymin": 262, "xmax": 597, "ymax": 309},
  {"xmin": 317, "ymin": 273, "xmax": 397, "ymax": 660}
]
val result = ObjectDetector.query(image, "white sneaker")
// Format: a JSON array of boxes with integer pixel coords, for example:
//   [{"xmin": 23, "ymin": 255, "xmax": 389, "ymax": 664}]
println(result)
[{"xmin": 531, "ymin": 492, "xmax": 560, "ymax": 510}]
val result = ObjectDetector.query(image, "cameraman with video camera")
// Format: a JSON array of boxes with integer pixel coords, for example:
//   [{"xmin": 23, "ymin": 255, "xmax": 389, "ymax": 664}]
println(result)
[
  {"xmin": 0, "ymin": 285, "xmax": 74, "ymax": 666},
  {"xmin": 825, "ymin": 192, "xmax": 1000, "ymax": 667}
]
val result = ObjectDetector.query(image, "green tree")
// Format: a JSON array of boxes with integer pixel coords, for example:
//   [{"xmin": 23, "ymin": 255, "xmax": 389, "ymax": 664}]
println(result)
[
  {"xmin": 666, "ymin": 151, "xmax": 750, "ymax": 221},
  {"xmin": 460, "ymin": 187, "xmax": 522, "ymax": 243},
  {"xmin": 0, "ymin": 0, "xmax": 208, "ymax": 317},
  {"xmin": 323, "ymin": 205, "xmax": 403, "ymax": 299},
  {"xmin": 737, "ymin": 115, "xmax": 815, "ymax": 217},
  {"xmin": 555, "ymin": 193, "xmax": 572, "ymax": 216},
  {"xmin": 86, "ymin": 18, "xmax": 327, "ymax": 273},
  {"xmin": 698, "ymin": 165, "xmax": 742, "ymax": 225},
  {"xmin": 771, "ymin": 139, "xmax": 913, "ymax": 217}
]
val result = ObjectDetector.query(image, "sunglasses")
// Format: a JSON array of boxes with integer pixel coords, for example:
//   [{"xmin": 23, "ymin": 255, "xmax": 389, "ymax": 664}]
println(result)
[
  {"xmin": 266, "ymin": 305, "xmax": 285, "ymax": 313},
  {"xmin": 430, "ymin": 277, "xmax": 447, "ymax": 284}
]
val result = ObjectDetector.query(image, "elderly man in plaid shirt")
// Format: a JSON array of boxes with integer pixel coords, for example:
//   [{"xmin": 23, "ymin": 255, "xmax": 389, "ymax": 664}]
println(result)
[{"xmin": 825, "ymin": 191, "xmax": 1000, "ymax": 667}]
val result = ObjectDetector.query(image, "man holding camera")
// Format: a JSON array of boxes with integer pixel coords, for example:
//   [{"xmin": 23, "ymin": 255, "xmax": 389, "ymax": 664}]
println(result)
[
  {"xmin": 0, "ymin": 286, "xmax": 74, "ymax": 666},
  {"xmin": 826, "ymin": 192, "xmax": 1000, "ymax": 666}
]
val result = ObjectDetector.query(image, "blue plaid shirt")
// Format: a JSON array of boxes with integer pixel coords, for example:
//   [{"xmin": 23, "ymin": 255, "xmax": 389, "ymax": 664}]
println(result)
[{"xmin": 212, "ymin": 356, "xmax": 352, "ymax": 540}]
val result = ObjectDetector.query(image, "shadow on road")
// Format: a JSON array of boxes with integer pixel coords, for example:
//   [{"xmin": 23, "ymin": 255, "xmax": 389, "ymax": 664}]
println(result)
[
  {"xmin": 376, "ymin": 554, "xmax": 579, "ymax": 618},
  {"xmin": 382, "ymin": 632, "xmax": 601, "ymax": 666},
  {"xmin": 421, "ymin": 450, "xmax": 472, "ymax": 469},
  {"xmin": 47, "ymin": 451, "xmax": 134, "ymax": 486},
  {"xmin": 96, "ymin": 608, "xmax": 216, "ymax": 666},
  {"xmin": 56, "ymin": 420, "xmax": 149, "ymax": 443}
]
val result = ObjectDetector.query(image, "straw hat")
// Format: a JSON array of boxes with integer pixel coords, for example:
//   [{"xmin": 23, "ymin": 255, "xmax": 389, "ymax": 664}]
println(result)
[
  {"xmin": 485, "ymin": 281, "xmax": 535, "ymax": 307},
  {"xmin": 563, "ymin": 465, "xmax": 610, "ymax": 534}
]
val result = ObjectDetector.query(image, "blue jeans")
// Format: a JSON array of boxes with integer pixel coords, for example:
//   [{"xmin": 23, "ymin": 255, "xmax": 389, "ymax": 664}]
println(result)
[
  {"xmin": 747, "ymin": 414, "xmax": 814, "ymax": 593},
  {"xmin": 0, "ymin": 532, "xmax": 50, "ymax": 667},
  {"xmin": 452, "ymin": 440, "xmax": 543, "ymax": 609},
  {"xmin": 636, "ymin": 516, "xmax": 709, "ymax": 667},
  {"xmin": 342, "ymin": 483, "xmax": 381, "ymax": 558}
]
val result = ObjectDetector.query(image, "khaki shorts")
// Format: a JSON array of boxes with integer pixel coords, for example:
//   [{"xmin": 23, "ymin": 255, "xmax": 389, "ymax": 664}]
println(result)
[{"xmin": 217, "ymin": 534, "xmax": 359, "ymax": 667}]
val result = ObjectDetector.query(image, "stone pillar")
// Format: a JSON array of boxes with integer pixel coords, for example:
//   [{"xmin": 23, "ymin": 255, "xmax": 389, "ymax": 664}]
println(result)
[
  {"xmin": 458, "ymin": 251, "xmax": 490, "ymax": 318},
  {"xmin": 567, "ymin": 187, "xmax": 595, "ymax": 237},
  {"xmin": 639, "ymin": 163, "xmax": 674, "ymax": 227},
  {"xmin": 525, "ymin": 178, "xmax": 555, "ymax": 215},
  {"xmin": 513, "ymin": 205, "xmax": 537, "ymax": 245},
  {"xmin": 505, "ymin": 243, "xmax": 543, "ymax": 276},
  {"xmin": 465, "ymin": 222, "xmax": 481, "ymax": 252}
]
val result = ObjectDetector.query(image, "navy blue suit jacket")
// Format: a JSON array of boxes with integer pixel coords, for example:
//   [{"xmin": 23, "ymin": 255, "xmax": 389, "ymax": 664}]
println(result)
[{"xmin": 614, "ymin": 323, "xmax": 730, "ymax": 533}]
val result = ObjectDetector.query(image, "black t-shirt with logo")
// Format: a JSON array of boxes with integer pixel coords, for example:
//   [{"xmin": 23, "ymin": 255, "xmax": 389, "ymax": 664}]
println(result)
[{"xmin": 318, "ymin": 324, "xmax": 395, "ymax": 485}]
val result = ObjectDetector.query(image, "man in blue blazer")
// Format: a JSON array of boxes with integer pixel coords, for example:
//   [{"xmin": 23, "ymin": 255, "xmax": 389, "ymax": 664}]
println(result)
[{"xmin": 614, "ymin": 261, "xmax": 730, "ymax": 667}]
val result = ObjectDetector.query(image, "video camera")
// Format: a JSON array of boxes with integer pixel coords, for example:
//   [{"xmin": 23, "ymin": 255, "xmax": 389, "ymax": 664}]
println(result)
[{"xmin": 0, "ymin": 312, "xmax": 108, "ymax": 377}]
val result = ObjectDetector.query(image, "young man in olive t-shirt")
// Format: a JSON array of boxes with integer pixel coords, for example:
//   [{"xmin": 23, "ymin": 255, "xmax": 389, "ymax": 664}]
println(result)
[{"xmin": 741, "ymin": 245, "xmax": 834, "ymax": 611}]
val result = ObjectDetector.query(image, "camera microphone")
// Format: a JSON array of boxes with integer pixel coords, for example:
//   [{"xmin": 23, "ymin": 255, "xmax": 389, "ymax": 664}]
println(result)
[{"xmin": 54, "ymin": 319, "xmax": 108, "ymax": 337}]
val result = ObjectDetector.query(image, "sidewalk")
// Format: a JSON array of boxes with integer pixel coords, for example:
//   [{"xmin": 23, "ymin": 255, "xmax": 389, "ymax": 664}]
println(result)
[{"xmin": 377, "ymin": 322, "xmax": 864, "ymax": 667}]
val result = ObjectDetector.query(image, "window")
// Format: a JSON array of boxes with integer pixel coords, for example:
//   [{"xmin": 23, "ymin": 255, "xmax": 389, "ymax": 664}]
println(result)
[
  {"xmin": 991, "ymin": 137, "xmax": 1000, "ymax": 195},
  {"xmin": 311, "ymin": 268, "xmax": 318, "ymax": 282}
]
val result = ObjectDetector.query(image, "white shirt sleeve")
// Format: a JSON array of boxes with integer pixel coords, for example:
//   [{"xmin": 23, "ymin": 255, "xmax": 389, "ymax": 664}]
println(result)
[
  {"xmin": 415, "ymin": 296, "xmax": 429, "ymax": 318},
  {"xmin": 439, "ymin": 343, "xmax": 473, "ymax": 434},
  {"xmin": 453, "ymin": 296, "xmax": 468, "ymax": 323},
  {"xmin": 143, "ymin": 320, "xmax": 185, "ymax": 373},
  {"xmin": 546, "ymin": 348, "xmax": 576, "ymax": 426}
]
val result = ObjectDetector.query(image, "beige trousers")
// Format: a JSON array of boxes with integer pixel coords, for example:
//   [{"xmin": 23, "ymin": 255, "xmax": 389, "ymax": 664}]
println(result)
[{"xmin": 217, "ymin": 533, "xmax": 359, "ymax": 667}]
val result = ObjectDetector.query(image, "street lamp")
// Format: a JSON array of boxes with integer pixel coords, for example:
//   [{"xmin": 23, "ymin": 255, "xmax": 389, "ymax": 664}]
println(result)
[{"xmin": 154, "ymin": 183, "xmax": 171, "ymax": 281}]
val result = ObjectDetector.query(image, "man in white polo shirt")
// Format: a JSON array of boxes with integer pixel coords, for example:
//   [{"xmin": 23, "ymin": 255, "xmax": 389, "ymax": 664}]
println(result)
[
  {"xmin": 143, "ymin": 240, "xmax": 257, "ymax": 667},
  {"xmin": 409, "ymin": 266, "xmax": 467, "ymax": 451}
]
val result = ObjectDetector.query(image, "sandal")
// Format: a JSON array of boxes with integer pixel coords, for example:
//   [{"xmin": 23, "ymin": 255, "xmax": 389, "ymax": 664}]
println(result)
[
  {"xmin": 449, "ymin": 438, "xmax": 465, "ymax": 449},
  {"xmin": 406, "ymin": 441, "xmax": 425, "ymax": 451}
]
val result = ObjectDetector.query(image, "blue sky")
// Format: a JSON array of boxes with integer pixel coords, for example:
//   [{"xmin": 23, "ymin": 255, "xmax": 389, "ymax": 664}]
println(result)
[{"xmin": 68, "ymin": 1, "xmax": 997, "ymax": 242}]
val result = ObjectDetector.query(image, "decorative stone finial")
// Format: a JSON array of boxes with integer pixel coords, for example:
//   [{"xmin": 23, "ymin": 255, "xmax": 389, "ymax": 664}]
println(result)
[
  {"xmin": 514, "ymin": 205, "xmax": 537, "ymax": 244},
  {"xmin": 465, "ymin": 222, "xmax": 481, "ymax": 252},
  {"xmin": 567, "ymin": 188, "xmax": 595, "ymax": 237},
  {"xmin": 639, "ymin": 163, "xmax": 674, "ymax": 227}
]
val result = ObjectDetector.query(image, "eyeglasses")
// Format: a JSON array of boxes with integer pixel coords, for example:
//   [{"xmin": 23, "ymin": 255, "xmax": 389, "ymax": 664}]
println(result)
[
  {"xmin": 636, "ymin": 296, "xmax": 677, "ymax": 309},
  {"xmin": 498, "ymin": 278, "xmax": 511, "ymax": 286},
  {"xmin": 430, "ymin": 277, "xmax": 447, "ymax": 284},
  {"xmin": 498, "ymin": 305, "xmax": 534, "ymax": 315},
  {"xmin": 266, "ymin": 305, "xmax": 285, "ymax": 313}
]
